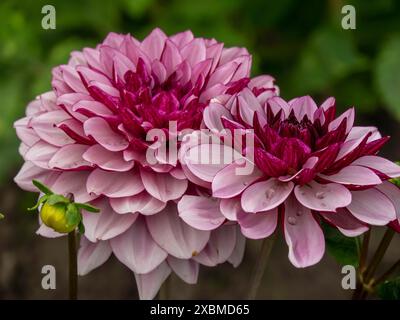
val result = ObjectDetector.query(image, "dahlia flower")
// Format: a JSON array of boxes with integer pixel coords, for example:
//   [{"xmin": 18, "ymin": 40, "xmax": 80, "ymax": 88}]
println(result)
[
  {"xmin": 13, "ymin": 28, "xmax": 252, "ymax": 299},
  {"xmin": 179, "ymin": 85, "xmax": 400, "ymax": 268}
]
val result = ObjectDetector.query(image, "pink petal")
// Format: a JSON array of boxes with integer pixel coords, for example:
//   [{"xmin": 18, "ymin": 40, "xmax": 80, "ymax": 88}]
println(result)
[
  {"xmin": 294, "ymin": 181, "xmax": 351, "ymax": 212},
  {"xmin": 31, "ymin": 110, "xmax": 74, "ymax": 146},
  {"xmin": 227, "ymin": 228, "xmax": 246, "ymax": 267},
  {"xmin": 146, "ymin": 203, "xmax": 210, "ymax": 259},
  {"xmin": 83, "ymin": 144, "xmax": 134, "ymax": 172},
  {"xmin": 219, "ymin": 198, "xmax": 241, "ymax": 221},
  {"xmin": 82, "ymin": 198, "xmax": 137, "ymax": 242},
  {"xmin": 178, "ymin": 195, "xmax": 225, "ymax": 231},
  {"xmin": 207, "ymin": 61, "xmax": 238, "ymax": 87},
  {"xmin": 14, "ymin": 161, "xmax": 55, "ymax": 192},
  {"xmin": 111, "ymin": 217, "xmax": 167, "ymax": 274},
  {"xmin": 87, "ymin": 168, "xmax": 144, "ymax": 198},
  {"xmin": 319, "ymin": 165, "xmax": 381, "ymax": 186},
  {"xmin": 78, "ymin": 237, "xmax": 112, "ymax": 276},
  {"xmin": 237, "ymin": 209, "xmax": 278, "ymax": 239},
  {"xmin": 134, "ymin": 261, "xmax": 171, "ymax": 300},
  {"xmin": 52, "ymin": 171, "xmax": 97, "ymax": 203},
  {"xmin": 25, "ymin": 141, "xmax": 59, "ymax": 169},
  {"xmin": 352, "ymin": 156, "xmax": 400, "ymax": 178},
  {"xmin": 84, "ymin": 117, "xmax": 129, "ymax": 152},
  {"xmin": 328, "ymin": 108, "xmax": 355, "ymax": 134},
  {"xmin": 347, "ymin": 126, "xmax": 381, "ymax": 141},
  {"xmin": 181, "ymin": 38, "xmax": 206, "ymax": 67},
  {"xmin": 140, "ymin": 28, "xmax": 167, "ymax": 61},
  {"xmin": 375, "ymin": 182, "xmax": 400, "ymax": 219},
  {"xmin": 241, "ymin": 179, "xmax": 294, "ymax": 213},
  {"xmin": 283, "ymin": 196, "xmax": 325, "ymax": 268},
  {"xmin": 193, "ymin": 225, "xmax": 236, "ymax": 267},
  {"xmin": 212, "ymin": 160, "xmax": 263, "ymax": 199},
  {"xmin": 167, "ymin": 257, "xmax": 198, "ymax": 284},
  {"xmin": 203, "ymin": 102, "xmax": 233, "ymax": 132},
  {"xmin": 320, "ymin": 208, "xmax": 368, "ymax": 237},
  {"xmin": 182, "ymin": 142, "xmax": 241, "ymax": 183},
  {"xmin": 110, "ymin": 192, "xmax": 166, "ymax": 215},
  {"xmin": 347, "ymin": 188, "xmax": 396, "ymax": 225},
  {"xmin": 161, "ymin": 39, "xmax": 182, "ymax": 76},
  {"xmin": 289, "ymin": 95, "xmax": 318, "ymax": 121},
  {"xmin": 140, "ymin": 169, "xmax": 188, "ymax": 202},
  {"xmin": 49, "ymin": 144, "xmax": 93, "ymax": 170}
]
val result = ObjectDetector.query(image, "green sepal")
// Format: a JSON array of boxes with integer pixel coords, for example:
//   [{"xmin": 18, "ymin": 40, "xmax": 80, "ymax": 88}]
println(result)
[
  {"xmin": 0, "ymin": 213, "xmax": 4, "ymax": 219},
  {"xmin": 78, "ymin": 221, "xmax": 85, "ymax": 235},
  {"xmin": 28, "ymin": 195, "xmax": 49, "ymax": 211},
  {"xmin": 75, "ymin": 202, "xmax": 100, "ymax": 213},
  {"xmin": 47, "ymin": 194, "xmax": 70, "ymax": 206},
  {"xmin": 32, "ymin": 180, "xmax": 53, "ymax": 195},
  {"xmin": 65, "ymin": 203, "xmax": 82, "ymax": 229}
]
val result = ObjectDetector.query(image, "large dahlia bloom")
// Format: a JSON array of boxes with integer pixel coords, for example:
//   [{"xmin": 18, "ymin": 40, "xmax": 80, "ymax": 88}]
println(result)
[
  {"xmin": 13, "ymin": 28, "xmax": 252, "ymax": 299},
  {"xmin": 179, "ymin": 84, "xmax": 400, "ymax": 268}
]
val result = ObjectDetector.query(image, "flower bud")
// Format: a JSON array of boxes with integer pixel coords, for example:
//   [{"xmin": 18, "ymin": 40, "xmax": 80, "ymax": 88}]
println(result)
[{"xmin": 40, "ymin": 202, "xmax": 77, "ymax": 233}]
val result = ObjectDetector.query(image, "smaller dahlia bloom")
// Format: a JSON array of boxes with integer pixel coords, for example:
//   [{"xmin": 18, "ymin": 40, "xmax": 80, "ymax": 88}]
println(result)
[
  {"xmin": 179, "ymin": 85, "xmax": 400, "ymax": 268},
  {"xmin": 13, "ymin": 28, "xmax": 251, "ymax": 299}
]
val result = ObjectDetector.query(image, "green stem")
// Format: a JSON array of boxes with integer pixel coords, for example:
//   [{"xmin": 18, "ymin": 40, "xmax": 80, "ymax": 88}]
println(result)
[
  {"xmin": 68, "ymin": 230, "xmax": 78, "ymax": 300},
  {"xmin": 247, "ymin": 234, "xmax": 276, "ymax": 300},
  {"xmin": 352, "ymin": 230, "xmax": 371, "ymax": 300},
  {"xmin": 359, "ymin": 228, "xmax": 395, "ymax": 300},
  {"xmin": 372, "ymin": 258, "xmax": 400, "ymax": 287},
  {"xmin": 364, "ymin": 228, "xmax": 395, "ymax": 283}
]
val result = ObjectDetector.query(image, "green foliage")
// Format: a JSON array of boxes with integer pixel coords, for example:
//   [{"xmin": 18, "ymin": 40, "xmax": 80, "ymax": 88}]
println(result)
[
  {"xmin": 1, "ymin": 0, "xmax": 400, "ymax": 187},
  {"xmin": 375, "ymin": 35, "xmax": 400, "ymax": 121},
  {"xmin": 323, "ymin": 223, "xmax": 360, "ymax": 267},
  {"xmin": 377, "ymin": 277, "xmax": 400, "ymax": 300}
]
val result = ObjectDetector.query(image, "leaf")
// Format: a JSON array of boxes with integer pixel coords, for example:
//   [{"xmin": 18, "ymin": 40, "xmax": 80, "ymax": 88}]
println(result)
[
  {"xmin": 323, "ymin": 223, "xmax": 360, "ymax": 267},
  {"xmin": 377, "ymin": 277, "xmax": 400, "ymax": 300},
  {"xmin": 75, "ymin": 203, "xmax": 100, "ymax": 213},
  {"xmin": 65, "ymin": 204, "xmax": 82, "ymax": 228},
  {"xmin": 32, "ymin": 180, "xmax": 53, "ymax": 195},
  {"xmin": 46, "ymin": 194, "xmax": 70, "ymax": 206},
  {"xmin": 375, "ymin": 35, "xmax": 400, "ymax": 121},
  {"xmin": 27, "ymin": 195, "xmax": 49, "ymax": 211}
]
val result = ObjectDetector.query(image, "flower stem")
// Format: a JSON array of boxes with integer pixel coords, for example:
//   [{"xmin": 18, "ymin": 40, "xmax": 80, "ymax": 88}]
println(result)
[
  {"xmin": 247, "ymin": 234, "xmax": 276, "ymax": 300},
  {"xmin": 357, "ymin": 227, "xmax": 395, "ymax": 300},
  {"xmin": 68, "ymin": 230, "xmax": 78, "ymax": 300},
  {"xmin": 364, "ymin": 228, "xmax": 395, "ymax": 283},
  {"xmin": 372, "ymin": 257, "xmax": 400, "ymax": 287},
  {"xmin": 352, "ymin": 230, "xmax": 371, "ymax": 300},
  {"xmin": 359, "ymin": 229, "xmax": 370, "ymax": 273}
]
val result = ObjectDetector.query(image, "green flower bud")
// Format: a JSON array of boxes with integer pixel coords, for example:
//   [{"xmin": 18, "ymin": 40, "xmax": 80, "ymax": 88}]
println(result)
[
  {"xmin": 29, "ymin": 180, "xmax": 100, "ymax": 234},
  {"xmin": 40, "ymin": 202, "xmax": 77, "ymax": 233}
]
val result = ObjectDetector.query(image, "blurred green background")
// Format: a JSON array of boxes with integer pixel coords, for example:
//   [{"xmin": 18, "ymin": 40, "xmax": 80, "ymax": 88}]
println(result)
[{"xmin": 0, "ymin": 0, "xmax": 400, "ymax": 299}]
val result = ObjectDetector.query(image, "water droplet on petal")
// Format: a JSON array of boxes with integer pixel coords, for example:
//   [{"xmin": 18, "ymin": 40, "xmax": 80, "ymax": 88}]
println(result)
[
  {"xmin": 296, "ymin": 210, "xmax": 303, "ymax": 216},
  {"xmin": 288, "ymin": 216, "xmax": 297, "ymax": 225}
]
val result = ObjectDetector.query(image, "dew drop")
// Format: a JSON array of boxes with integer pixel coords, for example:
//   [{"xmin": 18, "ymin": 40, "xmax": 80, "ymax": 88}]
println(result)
[
  {"xmin": 296, "ymin": 210, "xmax": 303, "ymax": 216},
  {"xmin": 288, "ymin": 216, "xmax": 297, "ymax": 225}
]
